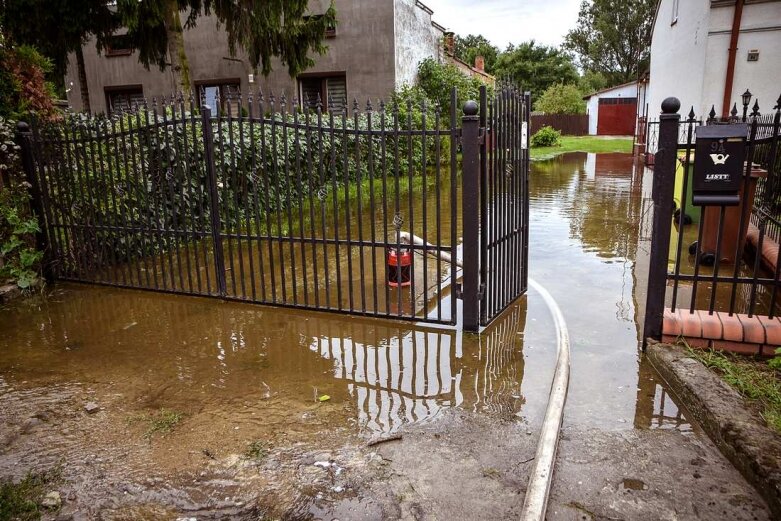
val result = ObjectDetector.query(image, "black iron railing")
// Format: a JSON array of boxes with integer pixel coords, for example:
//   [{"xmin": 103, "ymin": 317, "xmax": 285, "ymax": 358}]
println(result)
[
  {"xmin": 643, "ymin": 94, "xmax": 781, "ymax": 341},
  {"xmin": 24, "ymin": 93, "xmax": 460, "ymax": 324},
  {"xmin": 18, "ymin": 83, "xmax": 531, "ymax": 330}
]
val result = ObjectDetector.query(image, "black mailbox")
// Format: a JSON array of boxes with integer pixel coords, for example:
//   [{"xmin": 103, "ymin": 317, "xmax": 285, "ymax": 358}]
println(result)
[{"xmin": 692, "ymin": 124, "xmax": 747, "ymax": 206}]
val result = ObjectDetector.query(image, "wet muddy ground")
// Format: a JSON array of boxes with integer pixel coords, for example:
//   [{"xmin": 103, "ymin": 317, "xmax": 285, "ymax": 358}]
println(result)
[{"xmin": 0, "ymin": 152, "xmax": 772, "ymax": 519}]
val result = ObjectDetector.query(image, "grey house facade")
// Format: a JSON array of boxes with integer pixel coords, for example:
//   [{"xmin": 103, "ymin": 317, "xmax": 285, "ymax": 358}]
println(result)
[{"xmin": 65, "ymin": 0, "xmax": 446, "ymax": 114}]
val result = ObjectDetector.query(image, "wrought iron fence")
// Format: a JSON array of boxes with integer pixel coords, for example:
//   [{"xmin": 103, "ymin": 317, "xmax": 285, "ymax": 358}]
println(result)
[
  {"xmin": 643, "ymin": 95, "xmax": 781, "ymax": 341},
  {"xmin": 24, "ymin": 92, "xmax": 460, "ymax": 324},
  {"xmin": 645, "ymin": 118, "xmax": 702, "ymax": 160},
  {"xmin": 19, "ymin": 83, "xmax": 531, "ymax": 330}
]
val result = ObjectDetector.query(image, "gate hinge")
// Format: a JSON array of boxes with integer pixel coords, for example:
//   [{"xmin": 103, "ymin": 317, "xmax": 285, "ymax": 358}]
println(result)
[
  {"xmin": 478, "ymin": 127, "xmax": 486, "ymax": 145},
  {"xmin": 478, "ymin": 282, "xmax": 485, "ymax": 300}
]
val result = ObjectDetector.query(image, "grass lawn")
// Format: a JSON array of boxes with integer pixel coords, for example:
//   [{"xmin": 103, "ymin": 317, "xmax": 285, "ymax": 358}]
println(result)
[
  {"xmin": 685, "ymin": 345, "xmax": 781, "ymax": 434},
  {"xmin": 530, "ymin": 135, "xmax": 633, "ymax": 160}
]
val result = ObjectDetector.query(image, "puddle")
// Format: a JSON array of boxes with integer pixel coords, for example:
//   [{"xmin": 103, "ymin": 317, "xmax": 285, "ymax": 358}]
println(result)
[
  {"xmin": 529, "ymin": 152, "xmax": 690, "ymax": 430},
  {"xmin": 0, "ymin": 151, "xmax": 692, "ymax": 516},
  {"xmin": 620, "ymin": 477, "xmax": 647, "ymax": 491}
]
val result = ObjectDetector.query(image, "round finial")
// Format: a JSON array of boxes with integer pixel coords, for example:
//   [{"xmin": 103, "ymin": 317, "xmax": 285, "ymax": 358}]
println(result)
[
  {"xmin": 16, "ymin": 121, "xmax": 30, "ymax": 132},
  {"xmin": 661, "ymin": 97, "xmax": 680, "ymax": 114},
  {"xmin": 463, "ymin": 100, "xmax": 479, "ymax": 116}
]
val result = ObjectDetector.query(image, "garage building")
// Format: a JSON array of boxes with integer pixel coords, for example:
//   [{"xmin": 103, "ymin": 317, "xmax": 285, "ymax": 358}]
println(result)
[{"xmin": 584, "ymin": 81, "xmax": 645, "ymax": 136}]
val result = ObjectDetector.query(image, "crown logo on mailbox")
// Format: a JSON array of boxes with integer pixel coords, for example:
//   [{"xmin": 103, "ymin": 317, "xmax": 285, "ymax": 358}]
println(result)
[{"xmin": 710, "ymin": 154, "xmax": 729, "ymax": 165}]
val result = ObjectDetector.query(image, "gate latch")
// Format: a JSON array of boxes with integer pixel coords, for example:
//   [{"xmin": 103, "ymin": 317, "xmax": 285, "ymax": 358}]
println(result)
[{"xmin": 454, "ymin": 283, "xmax": 485, "ymax": 300}]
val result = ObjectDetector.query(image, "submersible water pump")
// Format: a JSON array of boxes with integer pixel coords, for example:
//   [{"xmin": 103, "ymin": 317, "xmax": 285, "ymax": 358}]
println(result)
[{"xmin": 386, "ymin": 248, "xmax": 412, "ymax": 287}]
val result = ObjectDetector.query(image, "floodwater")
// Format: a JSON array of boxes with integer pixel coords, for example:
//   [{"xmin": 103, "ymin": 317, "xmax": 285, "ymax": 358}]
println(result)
[{"xmin": 0, "ymin": 152, "xmax": 701, "ymax": 517}]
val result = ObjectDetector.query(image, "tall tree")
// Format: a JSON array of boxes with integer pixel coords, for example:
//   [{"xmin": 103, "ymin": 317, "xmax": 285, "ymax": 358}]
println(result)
[
  {"xmin": 117, "ymin": 0, "xmax": 337, "ymax": 94},
  {"xmin": 3, "ymin": 0, "xmax": 336, "ymax": 106},
  {"xmin": 494, "ymin": 41, "xmax": 579, "ymax": 96},
  {"xmin": 1, "ymin": 0, "xmax": 118, "ymax": 111},
  {"xmin": 563, "ymin": 0, "xmax": 654, "ymax": 85},
  {"xmin": 454, "ymin": 34, "xmax": 499, "ymax": 74},
  {"xmin": 534, "ymin": 83, "xmax": 586, "ymax": 114}
]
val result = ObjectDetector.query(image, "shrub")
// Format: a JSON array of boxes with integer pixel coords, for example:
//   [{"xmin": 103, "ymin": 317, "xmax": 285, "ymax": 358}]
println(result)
[
  {"xmin": 530, "ymin": 125, "xmax": 561, "ymax": 147},
  {"xmin": 33, "ymin": 98, "xmax": 452, "ymax": 275},
  {"xmin": 0, "ymin": 42, "xmax": 58, "ymax": 290},
  {"xmin": 534, "ymin": 83, "xmax": 586, "ymax": 114},
  {"xmin": 416, "ymin": 58, "xmax": 488, "ymax": 116},
  {"xmin": 0, "ymin": 116, "xmax": 41, "ymax": 288},
  {"xmin": 0, "ymin": 44, "xmax": 58, "ymax": 121}
]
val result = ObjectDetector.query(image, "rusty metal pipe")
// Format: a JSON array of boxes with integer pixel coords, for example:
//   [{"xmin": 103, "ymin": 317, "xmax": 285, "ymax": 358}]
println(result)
[{"xmin": 722, "ymin": 0, "xmax": 745, "ymax": 118}]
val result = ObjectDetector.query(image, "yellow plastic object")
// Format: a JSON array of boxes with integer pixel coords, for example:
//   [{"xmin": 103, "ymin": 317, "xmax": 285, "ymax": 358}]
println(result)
[{"xmin": 673, "ymin": 151, "xmax": 700, "ymax": 224}]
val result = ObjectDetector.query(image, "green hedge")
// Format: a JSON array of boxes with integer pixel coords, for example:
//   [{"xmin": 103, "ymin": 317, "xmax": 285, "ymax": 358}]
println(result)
[{"xmin": 37, "ymin": 103, "xmax": 452, "ymax": 272}]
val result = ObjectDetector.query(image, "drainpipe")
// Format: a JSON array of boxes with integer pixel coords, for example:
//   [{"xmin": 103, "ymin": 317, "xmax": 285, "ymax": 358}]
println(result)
[{"xmin": 722, "ymin": 0, "xmax": 745, "ymax": 118}]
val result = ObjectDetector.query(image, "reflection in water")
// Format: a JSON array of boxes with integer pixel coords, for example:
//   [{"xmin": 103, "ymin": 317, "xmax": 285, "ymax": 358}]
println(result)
[
  {"xmin": 0, "ymin": 151, "xmax": 692, "ymax": 458},
  {"xmin": 307, "ymin": 304, "xmax": 525, "ymax": 432},
  {"xmin": 0, "ymin": 284, "xmax": 528, "ymax": 437},
  {"xmin": 633, "ymin": 358, "xmax": 691, "ymax": 432},
  {"xmin": 529, "ymin": 152, "xmax": 688, "ymax": 430}
]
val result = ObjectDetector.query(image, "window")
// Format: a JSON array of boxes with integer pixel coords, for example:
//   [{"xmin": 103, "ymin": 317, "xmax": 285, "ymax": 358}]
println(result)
[
  {"xmin": 105, "ymin": 85, "xmax": 144, "ymax": 114},
  {"xmin": 671, "ymin": 0, "xmax": 679, "ymax": 25},
  {"xmin": 304, "ymin": 15, "xmax": 336, "ymax": 38},
  {"xmin": 105, "ymin": 34, "xmax": 133, "ymax": 57},
  {"xmin": 196, "ymin": 81, "xmax": 241, "ymax": 116},
  {"xmin": 598, "ymin": 97, "xmax": 637, "ymax": 105},
  {"xmin": 299, "ymin": 75, "xmax": 347, "ymax": 111}
]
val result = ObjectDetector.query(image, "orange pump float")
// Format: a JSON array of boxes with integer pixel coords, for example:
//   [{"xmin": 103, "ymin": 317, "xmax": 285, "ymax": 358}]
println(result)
[{"xmin": 387, "ymin": 248, "xmax": 412, "ymax": 287}]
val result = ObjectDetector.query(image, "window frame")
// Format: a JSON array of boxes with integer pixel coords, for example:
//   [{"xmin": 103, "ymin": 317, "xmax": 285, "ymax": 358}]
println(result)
[
  {"xmin": 194, "ymin": 78, "xmax": 242, "ymax": 114},
  {"xmin": 104, "ymin": 84, "xmax": 144, "ymax": 114},
  {"xmin": 298, "ymin": 72, "xmax": 347, "ymax": 111},
  {"xmin": 105, "ymin": 34, "xmax": 133, "ymax": 57}
]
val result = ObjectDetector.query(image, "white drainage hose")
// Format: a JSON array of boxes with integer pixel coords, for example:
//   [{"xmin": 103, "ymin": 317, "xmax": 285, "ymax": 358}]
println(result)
[
  {"xmin": 520, "ymin": 278, "xmax": 570, "ymax": 521},
  {"xmin": 398, "ymin": 231, "xmax": 460, "ymax": 267},
  {"xmin": 397, "ymin": 232, "xmax": 570, "ymax": 519}
]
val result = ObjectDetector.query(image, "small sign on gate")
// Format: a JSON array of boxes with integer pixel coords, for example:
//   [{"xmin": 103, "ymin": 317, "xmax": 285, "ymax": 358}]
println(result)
[{"xmin": 521, "ymin": 122, "xmax": 528, "ymax": 150}]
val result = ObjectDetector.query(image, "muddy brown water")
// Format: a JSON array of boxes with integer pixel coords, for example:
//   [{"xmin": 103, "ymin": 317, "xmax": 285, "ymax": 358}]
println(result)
[{"xmin": 1, "ymin": 152, "xmax": 751, "ymax": 518}]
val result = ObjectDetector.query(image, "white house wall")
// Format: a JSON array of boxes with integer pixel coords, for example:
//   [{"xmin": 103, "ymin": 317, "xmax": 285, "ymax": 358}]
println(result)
[
  {"xmin": 393, "ymin": 0, "xmax": 443, "ymax": 89},
  {"xmin": 587, "ymin": 96, "xmax": 599, "ymax": 135},
  {"xmin": 647, "ymin": 0, "xmax": 711, "ymax": 123},
  {"xmin": 702, "ymin": 1, "xmax": 781, "ymax": 117},
  {"xmin": 648, "ymin": 0, "xmax": 781, "ymax": 129}
]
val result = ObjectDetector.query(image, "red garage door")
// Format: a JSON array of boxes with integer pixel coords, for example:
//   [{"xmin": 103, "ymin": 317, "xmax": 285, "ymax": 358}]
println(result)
[{"xmin": 597, "ymin": 97, "xmax": 637, "ymax": 135}]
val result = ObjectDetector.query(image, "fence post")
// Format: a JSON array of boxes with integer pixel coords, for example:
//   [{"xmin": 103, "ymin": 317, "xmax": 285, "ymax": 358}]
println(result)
[
  {"xmin": 642, "ymin": 97, "xmax": 681, "ymax": 347},
  {"xmin": 201, "ymin": 106, "xmax": 227, "ymax": 297},
  {"xmin": 462, "ymin": 100, "xmax": 481, "ymax": 331},
  {"xmin": 15, "ymin": 121, "xmax": 52, "ymax": 280},
  {"xmin": 478, "ymin": 87, "xmax": 488, "ymax": 325}
]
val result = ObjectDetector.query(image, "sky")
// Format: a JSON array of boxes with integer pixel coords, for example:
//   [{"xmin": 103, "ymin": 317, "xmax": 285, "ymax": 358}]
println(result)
[{"xmin": 421, "ymin": 0, "xmax": 582, "ymax": 50}]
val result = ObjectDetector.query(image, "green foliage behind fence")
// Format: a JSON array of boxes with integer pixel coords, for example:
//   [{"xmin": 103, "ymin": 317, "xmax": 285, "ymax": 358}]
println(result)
[{"xmin": 34, "ymin": 102, "xmax": 453, "ymax": 274}]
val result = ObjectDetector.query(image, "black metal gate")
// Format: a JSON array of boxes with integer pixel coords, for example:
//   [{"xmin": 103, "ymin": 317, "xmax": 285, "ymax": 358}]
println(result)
[
  {"xmin": 461, "ymin": 84, "xmax": 531, "ymax": 330},
  {"xmin": 19, "ymin": 84, "xmax": 529, "ymax": 330}
]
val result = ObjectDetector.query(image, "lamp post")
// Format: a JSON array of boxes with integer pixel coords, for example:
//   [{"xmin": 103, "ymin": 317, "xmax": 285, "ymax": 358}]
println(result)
[{"xmin": 741, "ymin": 89, "xmax": 752, "ymax": 122}]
